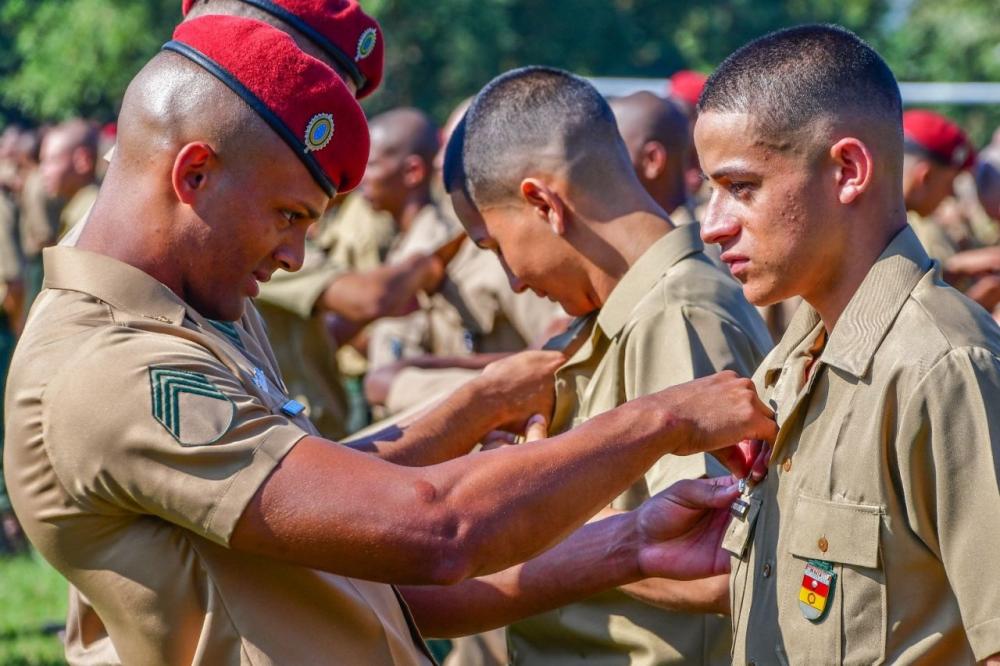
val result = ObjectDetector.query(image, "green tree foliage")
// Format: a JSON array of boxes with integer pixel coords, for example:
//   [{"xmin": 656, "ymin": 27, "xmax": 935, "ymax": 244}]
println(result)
[
  {"xmin": 877, "ymin": 0, "xmax": 1000, "ymax": 145},
  {"xmin": 0, "ymin": 0, "xmax": 996, "ymax": 144},
  {"xmin": 0, "ymin": 0, "xmax": 179, "ymax": 122}
]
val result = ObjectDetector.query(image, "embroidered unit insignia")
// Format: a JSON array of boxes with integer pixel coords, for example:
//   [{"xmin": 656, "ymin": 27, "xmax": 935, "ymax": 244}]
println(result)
[
  {"xmin": 149, "ymin": 367, "xmax": 235, "ymax": 445},
  {"xmin": 799, "ymin": 559, "xmax": 836, "ymax": 622}
]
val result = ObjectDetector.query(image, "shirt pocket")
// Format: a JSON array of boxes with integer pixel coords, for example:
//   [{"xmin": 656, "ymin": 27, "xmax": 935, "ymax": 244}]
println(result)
[{"xmin": 783, "ymin": 494, "xmax": 885, "ymax": 665}]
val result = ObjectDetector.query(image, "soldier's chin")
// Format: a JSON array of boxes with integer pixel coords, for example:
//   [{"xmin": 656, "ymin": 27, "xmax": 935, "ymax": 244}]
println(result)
[{"xmin": 742, "ymin": 280, "xmax": 783, "ymax": 308}]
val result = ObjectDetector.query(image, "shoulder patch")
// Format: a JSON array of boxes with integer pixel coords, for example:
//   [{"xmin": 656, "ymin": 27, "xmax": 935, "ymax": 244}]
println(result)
[{"xmin": 149, "ymin": 367, "xmax": 236, "ymax": 446}]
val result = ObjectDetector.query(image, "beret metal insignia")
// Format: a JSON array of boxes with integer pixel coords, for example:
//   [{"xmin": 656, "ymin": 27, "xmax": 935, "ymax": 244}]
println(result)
[
  {"xmin": 355, "ymin": 27, "xmax": 377, "ymax": 61},
  {"xmin": 149, "ymin": 367, "xmax": 235, "ymax": 446},
  {"xmin": 304, "ymin": 113, "xmax": 335, "ymax": 153}
]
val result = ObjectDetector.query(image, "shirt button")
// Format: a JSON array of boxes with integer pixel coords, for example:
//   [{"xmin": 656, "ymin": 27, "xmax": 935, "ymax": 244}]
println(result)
[
  {"xmin": 782, "ymin": 458, "xmax": 792, "ymax": 472},
  {"xmin": 818, "ymin": 536, "xmax": 829, "ymax": 553},
  {"xmin": 762, "ymin": 562, "xmax": 772, "ymax": 578}
]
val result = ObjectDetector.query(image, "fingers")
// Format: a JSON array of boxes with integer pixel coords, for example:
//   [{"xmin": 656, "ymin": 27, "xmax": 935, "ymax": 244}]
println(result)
[
  {"xmin": 480, "ymin": 431, "xmax": 517, "ymax": 451},
  {"xmin": 749, "ymin": 441, "xmax": 771, "ymax": 483},
  {"xmin": 524, "ymin": 414, "xmax": 548, "ymax": 442},
  {"xmin": 661, "ymin": 476, "xmax": 740, "ymax": 510}
]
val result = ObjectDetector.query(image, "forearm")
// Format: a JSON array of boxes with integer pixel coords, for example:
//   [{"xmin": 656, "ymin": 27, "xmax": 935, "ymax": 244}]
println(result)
[
  {"xmin": 620, "ymin": 574, "xmax": 729, "ymax": 614},
  {"xmin": 320, "ymin": 254, "xmax": 437, "ymax": 325},
  {"xmin": 401, "ymin": 511, "xmax": 641, "ymax": 637},
  {"xmin": 347, "ymin": 375, "xmax": 505, "ymax": 465},
  {"xmin": 235, "ymin": 395, "xmax": 675, "ymax": 585}
]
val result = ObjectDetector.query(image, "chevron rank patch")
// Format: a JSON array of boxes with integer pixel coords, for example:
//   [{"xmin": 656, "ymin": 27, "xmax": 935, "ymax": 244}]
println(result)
[{"xmin": 149, "ymin": 367, "xmax": 236, "ymax": 446}]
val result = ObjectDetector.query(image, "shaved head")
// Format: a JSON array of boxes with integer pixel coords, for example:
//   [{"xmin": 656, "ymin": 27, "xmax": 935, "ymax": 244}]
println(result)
[
  {"xmin": 609, "ymin": 92, "xmax": 691, "ymax": 210},
  {"xmin": 463, "ymin": 66, "xmax": 633, "ymax": 209},
  {"xmin": 368, "ymin": 108, "xmax": 439, "ymax": 167},
  {"xmin": 114, "ymin": 51, "xmax": 268, "ymax": 177},
  {"xmin": 609, "ymin": 92, "xmax": 689, "ymax": 166},
  {"xmin": 39, "ymin": 118, "xmax": 99, "ymax": 199},
  {"xmin": 86, "ymin": 50, "xmax": 329, "ymax": 322}
]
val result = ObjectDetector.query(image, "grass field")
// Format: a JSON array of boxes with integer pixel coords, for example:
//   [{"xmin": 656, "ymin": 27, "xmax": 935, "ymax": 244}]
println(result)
[{"xmin": 0, "ymin": 552, "xmax": 67, "ymax": 665}]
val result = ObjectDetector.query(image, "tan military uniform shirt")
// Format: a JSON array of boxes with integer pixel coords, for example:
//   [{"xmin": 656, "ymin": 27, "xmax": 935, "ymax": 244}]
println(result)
[
  {"xmin": 318, "ymin": 191, "xmax": 396, "ymax": 272},
  {"xmin": 908, "ymin": 209, "xmax": 958, "ymax": 264},
  {"xmin": 369, "ymin": 203, "xmax": 559, "ymax": 372},
  {"xmin": 255, "ymin": 238, "xmax": 350, "ymax": 439},
  {"xmin": 58, "ymin": 183, "xmax": 98, "ymax": 239},
  {"xmin": 725, "ymin": 226, "xmax": 1000, "ymax": 663},
  {"xmin": 4, "ymin": 247, "xmax": 433, "ymax": 666},
  {"xmin": 18, "ymin": 169, "xmax": 61, "ymax": 259},
  {"xmin": 0, "ymin": 192, "xmax": 21, "ymax": 303},
  {"xmin": 509, "ymin": 223, "xmax": 773, "ymax": 666}
]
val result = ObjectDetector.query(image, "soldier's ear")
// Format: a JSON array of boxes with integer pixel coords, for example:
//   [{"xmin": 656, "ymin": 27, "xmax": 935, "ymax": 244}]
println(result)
[
  {"xmin": 640, "ymin": 140, "xmax": 668, "ymax": 181},
  {"xmin": 520, "ymin": 178, "xmax": 566, "ymax": 236},
  {"xmin": 171, "ymin": 142, "xmax": 216, "ymax": 205},
  {"xmin": 829, "ymin": 137, "xmax": 874, "ymax": 205},
  {"xmin": 401, "ymin": 154, "xmax": 429, "ymax": 189}
]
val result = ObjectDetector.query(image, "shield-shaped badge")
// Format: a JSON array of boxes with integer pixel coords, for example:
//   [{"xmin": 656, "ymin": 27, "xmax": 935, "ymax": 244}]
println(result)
[{"xmin": 799, "ymin": 560, "xmax": 836, "ymax": 622}]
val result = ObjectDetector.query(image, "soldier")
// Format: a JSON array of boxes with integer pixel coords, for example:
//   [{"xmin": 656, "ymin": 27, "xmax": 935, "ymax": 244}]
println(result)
[
  {"xmin": 5, "ymin": 16, "xmax": 777, "ymax": 665},
  {"xmin": 38, "ymin": 119, "xmax": 99, "ymax": 239},
  {"xmin": 365, "ymin": 108, "xmax": 561, "ymax": 391},
  {"xmin": 446, "ymin": 66, "xmax": 772, "ymax": 665},
  {"xmin": 902, "ymin": 109, "xmax": 976, "ymax": 264},
  {"xmin": 695, "ymin": 24, "xmax": 1000, "ymax": 662}
]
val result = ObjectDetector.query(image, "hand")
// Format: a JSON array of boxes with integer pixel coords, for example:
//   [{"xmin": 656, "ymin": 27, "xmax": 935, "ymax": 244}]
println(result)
[
  {"xmin": 477, "ymin": 350, "xmax": 565, "ymax": 431},
  {"xmin": 644, "ymin": 371, "xmax": 777, "ymax": 457},
  {"xmin": 481, "ymin": 413, "xmax": 547, "ymax": 451},
  {"xmin": 634, "ymin": 476, "xmax": 740, "ymax": 580},
  {"xmin": 711, "ymin": 439, "xmax": 771, "ymax": 480}
]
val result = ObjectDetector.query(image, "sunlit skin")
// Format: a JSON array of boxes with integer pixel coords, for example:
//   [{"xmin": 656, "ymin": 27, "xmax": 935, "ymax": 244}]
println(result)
[
  {"xmin": 903, "ymin": 157, "xmax": 960, "ymax": 217},
  {"xmin": 453, "ymin": 185, "xmax": 607, "ymax": 317},
  {"xmin": 168, "ymin": 136, "xmax": 329, "ymax": 321},
  {"xmin": 695, "ymin": 111, "xmax": 899, "ymax": 329},
  {"xmin": 361, "ymin": 124, "xmax": 410, "ymax": 215}
]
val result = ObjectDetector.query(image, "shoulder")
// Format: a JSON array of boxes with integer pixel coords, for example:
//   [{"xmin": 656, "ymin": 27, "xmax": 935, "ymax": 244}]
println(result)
[{"xmin": 899, "ymin": 271, "xmax": 1000, "ymax": 364}]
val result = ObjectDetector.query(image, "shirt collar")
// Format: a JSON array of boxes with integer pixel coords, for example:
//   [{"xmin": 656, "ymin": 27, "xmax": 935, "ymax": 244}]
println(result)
[
  {"xmin": 596, "ymin": 223, "xmax": 704, "ymax": 338},
  {"xmin": 42, "ymin": 246, "xmax": 188, "ymax": 325},
  {"xmin": 762, "ymin": 224, "xmax": 932, "ymax": 384}
]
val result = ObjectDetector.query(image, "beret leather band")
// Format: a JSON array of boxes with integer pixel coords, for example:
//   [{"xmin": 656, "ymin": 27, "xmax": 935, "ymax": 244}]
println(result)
[
  {"xmin": 163, "ymin": 39, "xmax": 338, "ymax": 197},
  {"xmin": 237, "ymin": 0, "xmax": 366, "ymax": 92},
  {"xmin": 903, "ymin": 137, "xmax": 963, "ymax": 170}
]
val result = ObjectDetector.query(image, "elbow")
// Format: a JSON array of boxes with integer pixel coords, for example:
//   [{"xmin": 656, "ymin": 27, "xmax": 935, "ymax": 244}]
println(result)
[{"xmin": 410, "ymin": 480, "xmax": 480, "ymax": 586}]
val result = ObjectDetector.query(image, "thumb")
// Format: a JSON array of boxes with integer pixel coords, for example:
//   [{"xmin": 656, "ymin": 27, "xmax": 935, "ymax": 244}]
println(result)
[
  {"xmin": 663, "ymin": 476, "xmax": 740, "ymax": 510},
  {"xmin": 524, "ymin": 413, "xmax": 548, "ymax": 442}
]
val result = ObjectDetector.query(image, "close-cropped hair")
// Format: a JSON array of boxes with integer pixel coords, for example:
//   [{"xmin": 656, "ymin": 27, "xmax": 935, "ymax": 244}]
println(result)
[
  {"xmin": 463, "ymin": 65, "xmax": 625, "ymax": 207},
  {"xmin": 699, "ymin": 24, "xmax": 902, "ymax": 143}
]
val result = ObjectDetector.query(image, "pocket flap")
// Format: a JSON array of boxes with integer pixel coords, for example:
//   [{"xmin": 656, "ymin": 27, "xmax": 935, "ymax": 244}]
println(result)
[{"xmin": 787, "ymin": 495, "xmax": 882, "ymax": 568}]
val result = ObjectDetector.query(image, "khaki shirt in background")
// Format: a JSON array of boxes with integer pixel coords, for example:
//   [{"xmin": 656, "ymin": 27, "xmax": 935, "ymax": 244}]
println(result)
[
  {"xmin": 908, "ymin": 209, "xmax": 958, "ymax": 264},
  {"xmin": 317, "ymin": 191, "xmax": 396, "ymax": 272},
  {"xmin": 255, "ymin": 239, "xmax": 351, "ymax": 440},
  {"xmin": 18, "ymin": 169, "xmax": 62, "ymax": 259},
  {"xmin": 57, "ymin": 183, "xmax": 98, "ymax": 239},
  {"xmin": 725, "ymin": 226, "xmax": 1000, "ymax": 663},
  {"xmin": 4, "ymin": 247, "xmax": 433, "ymax": 666},
  {"xmin": 508, "ymin": 223, "xmax": 773, "ymax": 666},
  {"xmin": 0, "ymin": 192, "xmax": 21, "ymax": 303}
]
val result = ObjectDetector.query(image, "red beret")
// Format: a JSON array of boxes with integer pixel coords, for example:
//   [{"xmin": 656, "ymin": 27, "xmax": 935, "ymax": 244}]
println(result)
[
  {"xmin": 668, "ymin": 70, "xmax": 707, "ymax": 107},
  {"xmin": 166, "ymin": 15, "xmax": 369, "ymax": 196},
  {"xmin": 903, "ymin": 109, "xmax": 976, "ymax": 171},
  {"xmin": 181, "ymin": 0, "xmax": 384, "ymax": 99}
]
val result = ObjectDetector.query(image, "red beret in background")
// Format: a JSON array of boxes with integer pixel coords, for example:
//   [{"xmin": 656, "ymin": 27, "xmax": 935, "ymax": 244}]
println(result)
[
  {"xmin": 181, "ymin": 0, "xmax": 384, "ymax": 98},
  {"xmin": 668, "ymin": 70, "xmax": 708, "ymax": 108},
  {"xmin": 903, "ymin": 109, "xmax": 976, "ymax": 171},
  {"xmin": 166, "ymin": 15, "xmax": 370, "ymax": 196}
]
